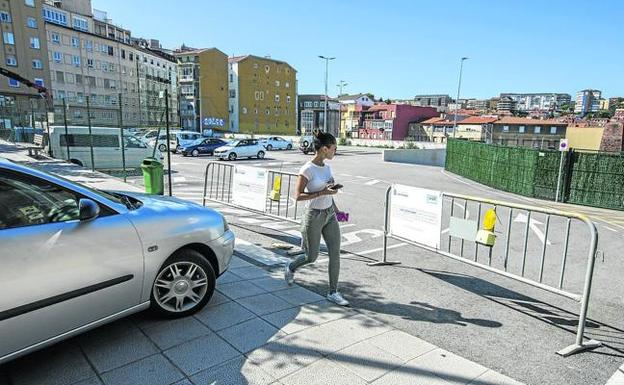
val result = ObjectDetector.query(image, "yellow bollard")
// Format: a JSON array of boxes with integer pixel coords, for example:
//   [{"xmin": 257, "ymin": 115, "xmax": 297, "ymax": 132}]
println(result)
[
  {"xmin": 270, "ymin": 175, "xmax": 281, "ymax": 201},
  {"xmin": 476, "ymin": 208, "xmax": 497, "ymax": 246}
]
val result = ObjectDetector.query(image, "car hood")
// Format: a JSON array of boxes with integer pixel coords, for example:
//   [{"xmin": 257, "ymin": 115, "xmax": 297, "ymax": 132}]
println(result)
[
  {"xmin": 117, "ymin": 191, "xmax": 226, "ymax": 242},
  {"xmin": 215, "ymin": 146, "xmax": 234, "ymax": 151}
]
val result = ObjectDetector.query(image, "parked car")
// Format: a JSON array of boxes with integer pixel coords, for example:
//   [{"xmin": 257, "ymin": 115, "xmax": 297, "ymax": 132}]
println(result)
[
  {"xmin": 300, "ymin": 140, "xmax": 315, "ymax": 155},
  {"xmin": 181, "ymin": 138, "xmax": 228, "ymax": 157},
  {"xmin": 147, "ymin": 130, "xmax": 180, "ymax": 153},
  {"xmin": 49, "ymin": 126, "xmax": 163, "ymax": 169},
  {"xmin": 259, "ymin": 137, "xmax": 293, "ymax": 151},
  {"xmin": 214, "ymin": 139, "xmax": 265, "ymax": 161},
  {"xmin": 300, "ymin": 135, "xmax": 313, "ymax": 148},
  {"xmin": 174, "ymin": 131, "xmax": 204, "ymax": 153},
  {"xmin": 0, "ymin": 158, "xmax": 234, "ymax": 364}
]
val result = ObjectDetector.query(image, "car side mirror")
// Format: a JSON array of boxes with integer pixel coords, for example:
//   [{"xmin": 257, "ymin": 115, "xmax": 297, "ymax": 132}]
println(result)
[{"xmin": 79, "ymin": 198, "xmax": 100, "ymax": 221}]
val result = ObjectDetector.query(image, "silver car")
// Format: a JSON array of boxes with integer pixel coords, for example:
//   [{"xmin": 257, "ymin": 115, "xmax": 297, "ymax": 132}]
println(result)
[{"xmin": 0, "ymin": 158, "xmax": 235, "ymax": 364}]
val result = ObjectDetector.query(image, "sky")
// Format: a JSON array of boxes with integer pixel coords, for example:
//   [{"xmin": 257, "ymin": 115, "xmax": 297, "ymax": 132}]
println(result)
[{"xmin": 92, "ymin": 0, "xmax": 624, "ymax": 100}]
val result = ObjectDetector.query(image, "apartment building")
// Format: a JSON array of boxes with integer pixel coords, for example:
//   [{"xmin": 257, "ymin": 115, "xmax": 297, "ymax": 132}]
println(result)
[
  {"xmin": 297, "ymin": 94, "xmax": 340, "ymax": 137},
  {"xmin": 174, "ymin": 47, "xmax": 228, "ymax": 132},
  {"xmin": 492, "ymin": 117, "xmax": 568, "ymax": 149},
  {"xmin": 574, "ymin": 89, "xmax": 602, "ymax": 115},
  {"xmin": 499, "ymin": 93, "xmax": 571, "ymax": 112},
  {"xmin": 356, "ymin": 104, "xmax": 438, "ymax": 140},
  {"xmin": 43, "ymin": 0, "xmax": 178, "ymax": 128},
  {"xmin": 0, "ymin": 0, "xmax": 51, "ymax": 128},
  {"xmin": 228, "ymin": 55, "xmax": 297, "ymax": 135}
]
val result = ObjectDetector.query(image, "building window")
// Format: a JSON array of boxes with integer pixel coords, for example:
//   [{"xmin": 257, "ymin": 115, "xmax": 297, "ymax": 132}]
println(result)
[
  {"xmin": 287, "ymin": 95, "xmax": 291, "ymax": 103},
  {"xmin": 71, "ymin": 36, "xmax": 79, "ymax": 47},
  {"xmin": 3, "ymin": 32, "xmax": 14, "ymax": 45},
  {"xmin": 275, "ymin": 80, "xmax": 280, "ymax": 87},
  {"xmin": 285, "ymin": 82, "xmax": 289, "ymax": 88},
  {"xmin": 43, "ymin": 7, "xmax": 68, "ymax": 26},
  {"xmin": 304, "ymin": 101, "xmax": 312, "ymax": 108},
  {"xmin": 87, "ymin": 58, "xmax": 94, "ymax": 68},
  {"xmin": 25, "ymin": 0, "xmax": 35, "ymax": 6},
  {"xmin": 550, "ymin": 126, "xmax": 557, "ymax": 134},
  {"xmin": 72, "ymin": 55, "xmax": 80, "ymax": 66},
  {"xmin": 229, "ymin": 74, "xmax": 233, "ymax": 82},
  {"xmin": 32, "ymin": 59, "xmax": 43, "ymax": 69},
  {"xmin": 56, "ymin": 71, "xmax": 64, "ymax": 83},
  {"xmin": 53, "ymin": 52, "xmax": 62, "ymax": 63},
  {"xmin": 518, "ymin": 125, "xmax": 525, "ymax": 133},
  {"xmin": 5, "ymin": 56, "xmax": 17, "ymax": 66},
  {"xmin": 34, "ymin": 78, "xmax": 44, "ymax": 87},
  {"xmin": 534, "ymin": 126, "xmax": 541, "ymax": 134},
  {"xmin": 0, "ymin": 11, "xmax": 11, "ymax": 23},
  {"xmin": 314, "ymin": 101, "xmax": 319, "ymax": 108},
  {"xmin": 502, "ymin": 125, "xmax": 509, "ymax": 132},
  {"xmin": 51, "ymin": 32, "xmax": 60, "ymax": 44},
  {"xmin": 242, "ymin": 107, "xmax": 247, "ymax": 114},
  {"xmin": 27, "ymin": 17, "xmax": 37, "ymax": 28},
  {"xmin": 266, "ymin": 108, "xmax": 270, "ymax": 115},
  {"xmin": 229, "ymin": 90, "xmax": 236, "ymax": 98},
  {"xmin": 8, "ymin": 78, "xmax": 19, "ymax": 88},
  {"xmin": 275, "ymin": 94, "xmax": 280, "ymax": 102},
  {"xmin": 72, "ymin": 16, "xmax": 88, "ymax": 31}
]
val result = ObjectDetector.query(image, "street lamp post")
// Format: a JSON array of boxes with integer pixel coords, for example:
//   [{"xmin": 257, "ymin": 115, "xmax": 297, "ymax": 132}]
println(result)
[
  {"xmin": 319, "ymin": 55, "xmax": 335, "ymax": 133},
  {"xmin": 337, "ymin": 80, "xmax": 347, "ymax": 96},
  {"xmin": 452, "ymin": 57, "xmax": 469, "ymax": 139}
]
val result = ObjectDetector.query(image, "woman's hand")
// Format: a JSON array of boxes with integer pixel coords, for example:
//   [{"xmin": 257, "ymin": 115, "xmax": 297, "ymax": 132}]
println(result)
[{"xmin": 321, "ymin": 185, "xmax": 339, "ymax": 196}]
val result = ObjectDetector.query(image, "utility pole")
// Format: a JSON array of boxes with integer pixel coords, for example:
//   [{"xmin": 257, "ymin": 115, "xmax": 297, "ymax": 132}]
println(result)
[
  {"xmin": 164, "ymin": 88, "xmax": 172, "ymax": 196},
  {"xmin": 337, "ymin": 80, "xmax": 347, "ymax": 96},
  {"xmin": 318, "ymin": 55, "xmax": 335, "ymax": 133}
]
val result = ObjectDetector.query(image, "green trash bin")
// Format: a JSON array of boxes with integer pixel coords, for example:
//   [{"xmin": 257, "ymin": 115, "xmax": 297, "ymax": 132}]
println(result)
[{"xmin": 141, "ymin": 157, "xmax": 164, "ymax": 195}]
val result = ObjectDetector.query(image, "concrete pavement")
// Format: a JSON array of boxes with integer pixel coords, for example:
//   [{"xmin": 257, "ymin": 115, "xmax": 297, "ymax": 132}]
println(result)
[{"xmin": 0, "ymin": 141, "xmax": 525, "ymax": 384}]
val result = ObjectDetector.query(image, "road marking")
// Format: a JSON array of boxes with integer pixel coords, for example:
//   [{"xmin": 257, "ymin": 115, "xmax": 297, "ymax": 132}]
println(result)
[
  {"xmin": 514, "ymin": 213, "xmax": 552, "ymax": 245},
  {"xmin": 365, "ymin": 179, "xmax": 381, "ymax": 186},
  {"xmin": 263, "ymin": 221, "xmax": 298, "ymax": 230},
  {"xmin": 173, "ymin": 177, "xmax": 187, "ymax": 183},
  {"xmin": 602, "ymin": 225, "xmax": 618, "ymax": 232},
  {"xmin": 317, "ymin": 243, "xmax": 408, "ymax": 263},
  {"xmin": 342, "ymin": 229, "xmax": 384, "ymax": 246},
  {"xmin": 355, "ymin": 176, "xmax": 367, "ymax": 179}
]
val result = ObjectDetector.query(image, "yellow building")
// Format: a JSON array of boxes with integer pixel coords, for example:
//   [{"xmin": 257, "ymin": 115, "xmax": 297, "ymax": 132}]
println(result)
[
  {"xmin": 175, "ymin": 48, "xmax": 229, "ymax": 132},
  {"xmin": 228, "ymin": 55, "xmax": 297, "ymax": 135}
]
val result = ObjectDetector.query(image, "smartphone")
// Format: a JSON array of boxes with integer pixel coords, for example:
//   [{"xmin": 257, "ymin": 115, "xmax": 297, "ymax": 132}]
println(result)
[{"xmin": 330, "ymin": 184, "xmax": 343, "ymax": 190}]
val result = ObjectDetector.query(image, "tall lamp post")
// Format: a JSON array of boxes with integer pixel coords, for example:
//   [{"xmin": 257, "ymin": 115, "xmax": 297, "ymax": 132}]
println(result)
[
  {"xmin": 337, "ymin": 80, "xmax": 348, "ymax": 96},
  {"xmin": 318, "ymin": 55, "xmax": 335, "ymax": 133},
  {"xmin": 452, "ymin": 57, "xmax": 469, "ymax": 139}
]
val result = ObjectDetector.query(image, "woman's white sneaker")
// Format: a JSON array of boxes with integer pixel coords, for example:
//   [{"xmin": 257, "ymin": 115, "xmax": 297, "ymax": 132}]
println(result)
[{"xmin": 327, "ymin": 292, "xmax": 349, "ymax": 306}]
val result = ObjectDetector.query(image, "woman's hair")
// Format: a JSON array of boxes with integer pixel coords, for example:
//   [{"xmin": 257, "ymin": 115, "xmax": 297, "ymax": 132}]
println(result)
[{"xmin": 312, "ymin": 130, "xmax": 336, "ymax": 151}]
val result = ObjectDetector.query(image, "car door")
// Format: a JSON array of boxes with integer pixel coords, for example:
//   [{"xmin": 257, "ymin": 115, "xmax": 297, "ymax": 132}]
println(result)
[
  {"xmin": 0, "ymin": 169, "xmax": 144, "ymax": 360},
  {"xmin": 197, "ymin": 139, "xmax": 210, "ymax": 154}
]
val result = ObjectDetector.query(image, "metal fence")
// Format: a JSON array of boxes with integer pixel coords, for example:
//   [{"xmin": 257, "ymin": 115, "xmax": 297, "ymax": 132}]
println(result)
[
  {"xmin": 202, "ymin": 161, "xmax": 304, "ymax": 223},
  {"xmin": 371, "ymin": 185, "xmax": 601, "ymax": 356},
  {"xmin": 1, "ymin": 93, "xmax": 178, "ymax": 180}
]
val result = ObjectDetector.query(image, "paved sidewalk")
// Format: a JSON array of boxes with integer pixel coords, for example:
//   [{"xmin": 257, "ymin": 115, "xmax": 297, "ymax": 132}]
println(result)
[{"xmin": 1, "ymin": 141, "xmax": 524, "ymax": 385}]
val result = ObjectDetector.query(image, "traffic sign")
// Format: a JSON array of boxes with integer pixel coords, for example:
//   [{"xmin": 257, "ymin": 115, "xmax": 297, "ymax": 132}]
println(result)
[{"xmin": 559, "ymin": 139, "xmax": 569, "ymax": 152}]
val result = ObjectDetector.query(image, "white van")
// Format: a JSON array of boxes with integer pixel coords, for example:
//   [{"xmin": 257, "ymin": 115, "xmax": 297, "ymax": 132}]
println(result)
[{"xmin": 50, "ymin": 126, "xmax": 162, "ymax": 169}]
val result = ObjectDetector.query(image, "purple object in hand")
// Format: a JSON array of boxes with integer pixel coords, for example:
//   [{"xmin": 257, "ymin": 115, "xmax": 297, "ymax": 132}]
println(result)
[{"xmin": 336, "ymin": 212, "xmax": 349, "ymax": 222}]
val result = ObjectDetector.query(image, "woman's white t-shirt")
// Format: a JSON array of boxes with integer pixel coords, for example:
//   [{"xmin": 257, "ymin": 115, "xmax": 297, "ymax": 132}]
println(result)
[{"xmin": 299, "ymin": 161, "xmax": 334, "ymax": 209}]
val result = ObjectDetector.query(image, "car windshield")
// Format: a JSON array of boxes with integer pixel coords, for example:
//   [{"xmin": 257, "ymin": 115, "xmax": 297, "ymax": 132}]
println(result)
[
  {"xmin": 228, "ymin": 140, "xmax": 240, "ymax": 146},
  {"xmin": 191, "ymin": 138, "xmax": 205, "ymax": 145}
]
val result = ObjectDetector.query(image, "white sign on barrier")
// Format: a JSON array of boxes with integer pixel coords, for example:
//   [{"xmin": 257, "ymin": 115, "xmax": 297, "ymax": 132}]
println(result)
[
  {"xmin": 389, "ymin": 184, "xmax": 443, "ymax": 249},
  {"xmin": 232, "ymin": 165, "xmax": 269, "ymax": 211}
]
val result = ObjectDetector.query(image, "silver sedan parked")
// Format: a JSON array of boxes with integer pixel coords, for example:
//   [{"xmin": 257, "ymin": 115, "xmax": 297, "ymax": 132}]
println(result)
[{"xmin": 0, "ymin": 158, "xmax": 235, "ymax": 364}]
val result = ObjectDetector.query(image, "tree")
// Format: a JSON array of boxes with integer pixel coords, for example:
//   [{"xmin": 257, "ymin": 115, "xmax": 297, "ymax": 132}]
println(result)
[
  {"xmin": 384, "ymin": 98, "xmax": 392, "ymax": 104},
  {"xmin": 595, "ymin": 110, "xmax": 612, "ymax": 119}
]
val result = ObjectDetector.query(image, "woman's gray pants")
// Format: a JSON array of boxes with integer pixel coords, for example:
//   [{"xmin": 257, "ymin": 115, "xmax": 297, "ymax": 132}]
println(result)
[{"xmin": 289, "ymin": 207, "xmax": 341, "ymax": 293}]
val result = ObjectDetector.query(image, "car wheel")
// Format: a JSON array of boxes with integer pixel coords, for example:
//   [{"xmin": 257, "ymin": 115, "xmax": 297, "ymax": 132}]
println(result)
[
  {"xmin": 70, "ymin": 159, "xmax": 83, "ymax": 167},
  {"xmin": 150, "ymin": 249, "xmax": 216, "ymax": 318},
  {"xmin": 303, "ymin": 140, "xmax": 309, "ymax": 147},
  {"xmin": 228, "ymin": 152, "xmax": 237, "ymax": 161},
  {"xmin": 192, "ymin": 149, "xmax": 199, "ymax": 157},
  {"xmin": 257, "ymin": 150, "xmax": 265, "ymax": 159},
  {"xmin": 266, "ymin": 144, "xmax": 273, "ymax": 151},
  {"xmin": 303, "ymin": 150, "xmax": 309, "ymax": 155},
  {"xmin": 287, "ymin": 144, "xmax": 292, "ymax": 150},
  {"xmin": 158, "ymin": 144, "xmax": 167, "ymax": 152}
]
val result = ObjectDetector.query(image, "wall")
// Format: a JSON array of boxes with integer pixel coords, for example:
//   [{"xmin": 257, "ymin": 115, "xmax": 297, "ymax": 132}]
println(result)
[
  {"xmin": 199, "ymin": 49, "xmax": 228, "ymax": 132},
  {"xmin": 392, "ymin": 105, "xmax": 438, "ymax": 140},
  {"xmin": 383, "ymin": 149, "xmax": 446, "ymax": 167},
  {"xmin": 565, "ymin": 126, "xmax": 604, "ymax": 151}
]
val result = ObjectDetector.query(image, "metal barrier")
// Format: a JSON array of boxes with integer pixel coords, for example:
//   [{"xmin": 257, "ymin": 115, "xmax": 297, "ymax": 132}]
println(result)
[
  {"xmin": 371, "ymin": 185, "xmax": 601, "ymax": 357},
  {"xmin": 202, "ymin": 161, "xmax": 303, "ymax": 223}
]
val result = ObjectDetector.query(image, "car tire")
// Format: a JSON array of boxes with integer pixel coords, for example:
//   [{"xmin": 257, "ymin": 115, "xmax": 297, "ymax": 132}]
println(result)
[
  {"xmin": 257, "ymin": 150, "xmax": 265, "ymax": 159},
  {"xmin": 192, "ymin": 149, "xmax": 199, "ymax": 157},
  {"xmin": 70, "ymin": 159, "xmax": 83, "ymax": 167},
  {"xmin": 303, "ymin": 140, "xmax": 309, "ymax": 147},
  {"xmin": 158, "ymin": 144, "xmax": 167, "ymax": 152},
  {"xmin": 287, "ymin": 144, "xmax": 292, "ymax": 150},
  {"xmin": 228, "ymin": 152, "xmax": 237, "ymax": 161},
  {"xmin": 150, "ymin": 249, "xmax": 216, "ymax": 318},
  {"xmin": 266, "ymin": 144, "xmax": 273, "ymax": 151}
]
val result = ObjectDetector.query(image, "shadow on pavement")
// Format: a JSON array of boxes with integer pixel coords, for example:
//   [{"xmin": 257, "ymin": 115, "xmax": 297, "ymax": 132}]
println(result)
[{"xmin": 421, "ymin": 269, "xmax": 624, "ymax": 357}]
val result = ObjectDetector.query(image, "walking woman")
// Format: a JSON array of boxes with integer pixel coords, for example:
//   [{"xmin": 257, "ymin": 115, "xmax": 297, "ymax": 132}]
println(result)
[{"xmin": 284, "ymin": 131, "xmax": 349, "ymax": 306}]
